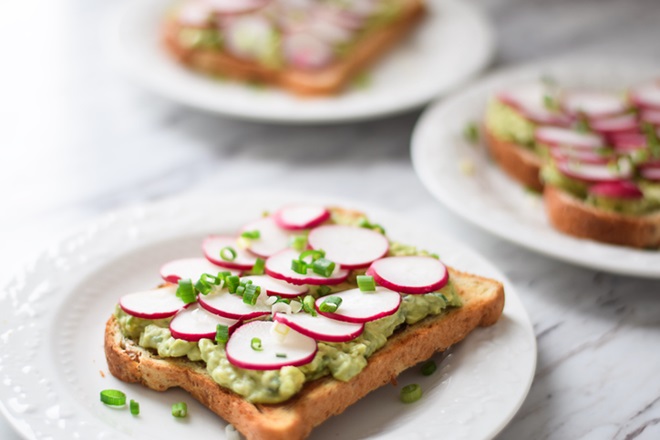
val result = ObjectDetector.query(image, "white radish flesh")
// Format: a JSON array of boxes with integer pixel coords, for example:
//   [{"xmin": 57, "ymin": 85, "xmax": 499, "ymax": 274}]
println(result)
[
  {"xmin": 241, "ymin": 217, "xmax": 293, "ymax": 258},
  {"xmin": 314, "ymin": 287, "xmax": 401, "ymax": 323},
  {"xmin": 630, "ymin": 81, "xmax": 660, "ymax": 110},
  {"xmin": 240, "ymin": 275, "xmax": 308, "ymax": 298},
  {"xmin": 590, "ymin": 114, "xmax": 639, "ymax": 134},
  {"xmin": 198, "ymin": 289, "xmax": 271, "ymax": 320},
  {"xmin": 641, "ymin": 167, "xmax": 660, "ymax": 181},
  {"xmin": 273, "ymin": 312, "xmax": 364, "ymax": 342},
  {"xmin": 283, "ymin": 32, "xmax": 334, "ymax": 70},
  {"xmin": 119, "ymin": 285, "xmax": 184, "ymax": 319},
  {"xmin": 535, "ymin": 126, "xmax": 604, "ymax": 150},
  {"xmin": 265, "ymin": 249, "xmax": 349, "ymax": 285},
  {"xmin": 497, "ymin": 83, "xmax": 570, "ymax": 126},
  {"xmin": 160, "ymin": 257, "xmax": 240, "ymax": 283},
  {"xmin": 203, "ymin": 235, "xmax": 258, "ymax": 270},
  {"xmin": 226, "ymin": 321, "xmax": 317, "ymax": 370},
  {"xmin": 273, "ymin": 205, "xmax": 330, "ymax": 230},
  {"xmin": 549, "ymin": 146, "xmax": 611, "ymax": 164},
  {"xmin": 556, "ymin": 159, "xmax": 633, "ymax": 184},
  {"xmin": 366, "ymin": 256, "xmax": 449, "ymax": 295},
  {"xmin": 169, "ymin": 305, "xmax": 239, "ymax": 342},
  {"xmin": 561, "ymin": 90, "xmax": 628, "ymax": 118},
  {"xmin": 612, "ymin": 133, "xmax": 646, "ymax": 151},
  {"xmin": 307, "ymin": 225, "xmax": 389, "ymax": 269}
]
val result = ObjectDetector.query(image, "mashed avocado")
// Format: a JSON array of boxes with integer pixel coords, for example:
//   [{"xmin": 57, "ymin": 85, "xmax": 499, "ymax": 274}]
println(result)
[{"xmin": 485, "ymin": 99, "xmax": 536, "ymax": 148}]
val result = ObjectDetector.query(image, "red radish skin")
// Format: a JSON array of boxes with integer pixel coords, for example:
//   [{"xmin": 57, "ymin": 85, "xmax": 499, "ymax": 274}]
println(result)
[
  {"xmin": 273, "ymin": 312, "xmax": 364, "ymax": 342},
  {"xmin": 314, "ymin": 287, "xmax": 401, "ymax": 323},
  {"xmin": 240, "ymin": 275, "xmax": 308, "ymax": 298},
  {"xmin": 630, "ymin": 81, "xmax": 660, "ymax": 110},
  {"xmin": 307, "ymin": 225, "xmax": 389, "ymax": 269},
  {"xmin": 561, "ymin": 90, "xmax": 628, "ymax": 119},
  {"xmin": 265, "ymin": 249, "xmax": 349, "ymax": 285},
  {"xmin": 169, "ymin": 305, "xmax": 239, "ymax": 342},
  {"xmin": 203, "ymin": 235, "xmax": 259, "ymax": 270},
  {"xmin": 160, "ymin": 257, "xmax": 240, "ymax": 283},
  {"xmin": 588, "ymin": 181, "xmax": 644, "ymax": 199},
  {"xmin": 273, "ymin": 205, "xmax": 330, "ymax": 230},
  {"xmin": 225, "ymin": 321, "xmax": 318, "ymax": 370},
  {"xmin": 549, "ymin": 147, "xmax": 611, "ymax": 165},
  {"xmin": 556, "ymin": 159, "xmax": 633, "ymax": 184},
  {"xmin": 612, "ymin": 133, "xmax": 647, "ymax": 152},
  {"xmin": 198, "ymin": 289, "xmax": 271, "ymax": 320},
  {"xmin": 590, "ymin": 114, "xmax": 640, "ymax": 135},
  {"xmin": 282, "ymin": 33, "xmax": 335, "ymax": 71},
  {"xmin": 119, "ymin": 285, "xmax": 184, "ymax": 319},
  {"xmin": 641, "ymin": 109, "xmax": 660, "ymax": 126},
  {"xmin": 641, "ymin": 167, "xmax": 660, "ymax": 181},
  {"xmin": 497, "ymin": 84, "xmax": 570, "ymax": 126},
  {"xmin": 366, "ymin": 256, "xmax": 449, "ymax": 295},
  {"xmin": 240, "ymin": 217, "xmax": 293, "ymax": 258},
  {"xmin": 535, "ymin": 127, "xmax": 604, "ymax": 150}
]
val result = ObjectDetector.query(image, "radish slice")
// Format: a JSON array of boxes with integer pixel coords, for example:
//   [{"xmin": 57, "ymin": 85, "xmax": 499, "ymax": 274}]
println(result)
[
  {"xmin": 273, "ymin": 205, "xmax": 330, "ymax": 230},
  {"xmin": 206, "ymin": 0, "xmax": 270, "ymax": 15},
  {"xmin": 160, "ymin": 258, "xmax": 240, "ymax": 283},
  {"xmin": 641, "ymin": 167, "xmax": 660, "ymax": 181},
  {"xmin": 549, "ymin": 147, "xmax": 611, "ymax": 165},
  {"xmin": 612, "ymin": 133, "xmax": 647, "ymax": 152},
  {"xmin": 556, "ymin": 159, "xmax": 633, "ymax": 184},
  {"xmin": 241, "ymin": 217, "xmax": 293, "ymax": 258},
  {"xmin": 226, "ymin": 321, "xmax": 317, "ymax": 370},
  {"xmin": 169, "ymin": 305, "xmax": 239, "ymax": 342},
  {"xmin": 590, "ymin": 114, "xmax": 640, "ymax": 135},
  {"xmin": 630, "ymin": 81, "xmax": 660, "ymax": 110},
  {"xmin": 589, "ymin": 181, "xmax": 644, "ymax": 199},
  {"xmin": 641, "ymin": 109, "xmax": 660, "ymax": 126},
  {"xmin": 240, "ymin": 275, "xmax": 308, "ymax": 298},
  {"xmin": 496, "ymin": 83, "xmax": 570, "ymax": 126},
  {"xmin": 283, "ymin": 32, "xmax": 334, "ymax": 70},
  {"xmin": 198, "ymin": 289, "xmax": 271, "ymax": 320},
  {"xmin": 307, "ymin": 225, "xmax": 389, "ymax": 269},
  {"xmin": 224, "ymin": 15, "xmax": 276, "ymax": 61},
  {"xmin": 203, "ymin": 235, "xmax": 259, "ymax": 270},
  {"xmin": 265, "ymin": 249, "xmax": 349, "ymax": 285},
  {"xmin": 314, "ymin": 287, "xmax": 401, "ymax": 323},
  {"xmin": 366, "ymin": 256, "xmax": 449, "ymax": 295},
  {"xmin": 119, "ymin": 285, "xmax": 184, "ymax": 319},
  {"xmin": 273, "ymin": 312, "xmax": 363, "ymax": 342},
  {"xmin": 535, "ymin": 126, "xmax": 604, "ymax": 150},
  {"xmin": 561, "ymin": 90, "xmax": 628, "ymax": 119}
]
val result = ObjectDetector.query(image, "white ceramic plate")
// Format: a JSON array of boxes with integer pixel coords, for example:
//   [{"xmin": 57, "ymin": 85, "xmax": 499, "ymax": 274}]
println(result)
[
  {"xmin": 412, "ymin": 58, "xmax": 660, "ymax": 279},
  {"xmin": 108, "ymin": 0, "xmax": 494, "ymax": 123},
  {"xmin": 0, "ymin": 192, "xmax": 535, "ymax": 440}
]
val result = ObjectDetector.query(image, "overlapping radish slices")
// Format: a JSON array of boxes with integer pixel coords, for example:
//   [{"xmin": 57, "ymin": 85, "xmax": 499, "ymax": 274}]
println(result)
[{"xmin": 117, "ymin": 204, "xmax": 453, "ymax": 371}]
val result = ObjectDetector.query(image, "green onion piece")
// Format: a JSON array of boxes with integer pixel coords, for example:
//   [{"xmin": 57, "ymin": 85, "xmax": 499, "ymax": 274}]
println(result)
[
  {"xmin": 172, "ymin": 402, "xmax": 188, "ymax": 418},
  {"xmin": 302, "ymin": 295, "xmax": 317, "ymax": 317},
  {"xmin": 400, "ymin": 384, "xmax": 423, "ymax": 403},
  {"xmin": 129, "ymin": 399, "xmax": 140, "ymax": 415},
  {"xmin": 251, "ymin": 337, "xmax": 263, "ymax": 351},
  {"xmin": 241, "ymin": 230, "xmax": 261, "ymax": 240},
  {"xmin": 100, "ymin": 389, "xmax": 126, "ymax": 406},
  {"xmin": 356, "ymin": 275, "xmax": 376, "ymax": 292},
  {"xmin": 242, "ymin": 284, "xmax": 260, "ymax": 306},
  {"xmin": 316, "ymin": 285, "xmax": 332, "ymax": 296},
  {"xmin": 463, "ymin": 122, "xmax": 479, "ymax": 144},
  {"xmin": 429, "ymin": 253, "xmax": 440, "ymax": 259},
  {"xmin": 216, "ymin": 324, "xmax": 229, "ymax": 344},
  {"xmin": 220, "ymin": 246, "xmax": 237, "ymax": 262},
  {"xmin": 299, "ymin": 249, "xmax": 325, "ymax": 263},
  {"xmin": 195, "ymin": 273, "xmax": 217, "ymax": 295},
  {"xmin": 217, "ymin": 271, "xmax": 231, "ymax": 282},
  {"xmin": 575, "ymin": 118, "xmax": 591, "ymax": 133},
  {"xmin": 643, "ymin": 122, "xmax": 660, "ymax": 158},
  {"xmin": 251, "ymin": 258, "xmax": 265, "ymax": 275},
  {"xmin": 226, "ymin": 275, "xmax": 240, "ymax": 294},
  {"xmin": 176, "ymin": 278, "xmax": 197, "ymax": 304},
  {"xmin": 543, "ymin": 94, "xmax": 559, "ymax": 111},
  {"xmin": 312, "ymin": 258, "xmax": 335, "ymax": 277},
  {"xmin": 318, "ymin": 296, "xmax": 342, "ymax": 313},
  {"xmin": 236, "ymin": 285, "xmax": 246, "ymax": 296},
  {"xmin": 275, "ymin": 297, "xmax": 290, "ymax": 304},
  {"xmin": 357, "ymin": 218, "xmax": 385, "ymax": 235},
  {"xmin": 290, "ymin": 235, "xmax": 307, "ymax": 252},
  {"xmin": 291, "ymin": 259, "xmax": 307, "ymax": 275},
  {"xmin": 276, "ymin": 353, "xmax": 287, "ymax": 358},
  {"xmin": 421, "ymin": 360, "xmax": 437, "ymax": 376}
]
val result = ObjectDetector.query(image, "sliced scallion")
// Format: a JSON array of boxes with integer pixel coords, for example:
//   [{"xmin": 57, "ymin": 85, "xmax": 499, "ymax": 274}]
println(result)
[
  {"xmin": 290, "ymin": 235, "xmax": 307, "ymax": 252},
  {"xmin": 276, "ymin": 353, "xmax": 287, "ymax": 358},
  {"xmin": 291, "ymin": 259, "xmax": 307, "ymax": 275},
  {"xmin": 251, "ymin": 337, "xmax": 263, "ymax": 351},
  {"xmin": 220, "ymin": 246, "xmax": 237, "ymax": 262},
  {"xmin": 129, "ymin": 399, "xmax": 140, "ymax": 415},
  {"xmin": 421, "ymin": 360, "xmax": 437, "ymax": 376},
  {"xmin": 302, "ymin": 295, "xmax": 317, "ymax": 317},
  {"xmin": 176, "ymin": 278, "xmax": 197, "ymax": 304},
  {"xmin": 100, "ymin": 389, "xmax": 126, "ymax": 406},
  {"xmin": 172, "ymin": 402, "xmax": 188, "ymax": 418},
  {"xmin": 316, "ymin": 285, "xmax": 332, "ymax": 296},
  {"xmin": 318, "ymin": 296, "xmax": 342, "ymax": 313},
  {"xmin": 312, "ymin": 258, "xmax": 335, "ymax": 278},
  {"xmin": 216, "ymin": 324, "xmax": 229, "ymax": 344},
  {"xmin": 242, "ymin": 284, "xmax": 260, "ymax": 306},
  {"xmin": 251, "ymin": 258, "xmax": 265, "ymax": 275},
  {"xmin": 226, "ymin": 275, "xmax": 240, "ymax": 294},
  {"xmin": 299, "ymin": 249, "xmax": 325, "ymax": 263},
  {"xmin": 400, "ymin": 384, "xmax": 423, "ymax": 403},
  {"xmin": 241, "ymin": 230, "xmax": 261, "ymax": 240},
  {"xmin": 357, "ymin": 275, "xmax": 376, "ymax": 292}
]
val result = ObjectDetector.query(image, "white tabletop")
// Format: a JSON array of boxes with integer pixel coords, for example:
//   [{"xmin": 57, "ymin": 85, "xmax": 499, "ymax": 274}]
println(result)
[{"xmin": 1, "ymin": 0, "xmax": 660, "ymax": 439}]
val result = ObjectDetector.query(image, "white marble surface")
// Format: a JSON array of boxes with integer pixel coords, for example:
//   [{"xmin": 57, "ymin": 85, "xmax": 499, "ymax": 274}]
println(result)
[{"xmin": 1, "ymin": 0, "xmax": 660, "ymax": 439}]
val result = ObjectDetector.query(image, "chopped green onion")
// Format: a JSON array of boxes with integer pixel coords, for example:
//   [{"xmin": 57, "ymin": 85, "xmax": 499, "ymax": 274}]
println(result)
[
  {"xmin": 100, "ymin": 389, "xmax": 126, "ymax": 406},
  {"xmin": 220, "ymin": 246, "xmax": 237, "ymax": 262},
  {"xmin": 318, "ymin": 296, "xmax": 342, "ymax": 313},
  {"xmin": 242, "ymin": 284, "xmax": 260, "ymax": 306},
  {"xmin": 575, "ymin": 118, "xmax": 591, "ymax": 133},
  {"xmin": 400, "ymin": 384, "xmax": 423, "ymax": 403},
  {"xmin": 226, "ymin": 275, "xmax": 240, "ymax": 293},
  {"xmin": 357, "ymin": 218, "xmax": 385, "ymax": 235},
  {"xmin": 463, "ymin": 121, "xmax": 479, "ymax": 144},
  {"xmin": 421, "ymin": 360, "xmax": 437, "ymax": 376},
  {"xmin": 312, "ymin": 258, "xmax": 335, "ymax": 277},
  {"xmin": 276, "ymin": 353, "xmax": 287, "ymax": 358},
  {"xmin": 236, "ymin": 285, "xmax": 246, "ymax": 296},
  {"xmin": 543, "ymin": 94, "xmax": 559, "ymax": 111},
  {"xmin": 176, "ymin": 278, "xmax": 197, "ymax": 304},
  {"xmin": 299, "ymin": 249, "xmax": 325, "ymax": 263},
  {"xmin": 643, "ymin": 122, "xmax": 660, "ymax": 158},
  {"xmin": 251, "ymin": 337, "xmax": 263, "ymax": 351},
  {"xmin": 291, "ymin": 259, "xmax": 307, "ymax": 275},
  {"xmin": 357, "ymin": 275, "xmax": 376, "ymax": 292},
  {"xmin": 172, "ymin": 402, "xmax": 188, "ymax": 418},
  {"xmin": 129, "ymin": 399, "xmax": 140, "ymax": 415},
  {"xmin": 195, "ymin": 273, "xmax": 218, "ymax": 295},
  {"xmin": 429, "ymin": 253, "xmax": 440, "ymax": 260},
  {"xmin": 216, "ymin": 324, "xmax": 229, "ymax": 344},
  {"xmin": 302, "ymin": 295, "xmax": 317, "ymax": 317},
  {"xmin": 241, "ymin": 230, "xmax": 261, "ymax": 240},
  {"xmin": 316, "ymin": 285, "xmax": 332, "ymax": 296},
  {"xmin": 251, "ymin": 258, "xmax": 265, "ymax": 275},
  {"xmin": 290, "ymin": 235, "xmax": 307, "ymax": 252},
  {"xmin": 275, "ymin": 297, "xmax": 291, "ymax": 304}
]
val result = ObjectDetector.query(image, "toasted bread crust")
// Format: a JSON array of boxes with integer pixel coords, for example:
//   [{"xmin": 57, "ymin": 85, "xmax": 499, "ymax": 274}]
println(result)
[
  {"xmin": 105, "ymin": 268, "xmax": 504, "ymax": 440},
  {"xmin": 162, "ymin": 0, "xmax": 425, "ymax": 96},
  {"xmin": 484, "ymin": 126, "xmax": 544, "ymax": 191},
  {"xmin": 544, "ymin": 185, "xmax": 660, "ymax": 248}
]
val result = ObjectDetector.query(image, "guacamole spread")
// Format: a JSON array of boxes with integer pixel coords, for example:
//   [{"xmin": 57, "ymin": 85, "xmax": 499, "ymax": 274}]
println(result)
[{"xmin": 485, "ymin": 99, "xmax": 536, "ymax": 148}]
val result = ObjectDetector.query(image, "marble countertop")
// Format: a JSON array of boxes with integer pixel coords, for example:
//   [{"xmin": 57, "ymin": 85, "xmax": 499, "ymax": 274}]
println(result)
[{"xmin": 1, "ymin": 0, "xmax": 660, "ymax": 438}]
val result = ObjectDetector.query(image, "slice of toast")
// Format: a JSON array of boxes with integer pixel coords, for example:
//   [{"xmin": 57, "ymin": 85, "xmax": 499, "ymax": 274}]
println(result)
[
  {"xmin": 484, "ymin": 126, "xmax": 544, "ymax": 192},
  {"xmin": 544, "ymin": 185, "xmax": 660, "ymax": 248},
  {"xmin": 105, "ymin": 268, "xmax": 504, "ymax": 440},
  {"xmin": 162, "ymin": 0, "xmax": 425, "ymax": 96}
]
